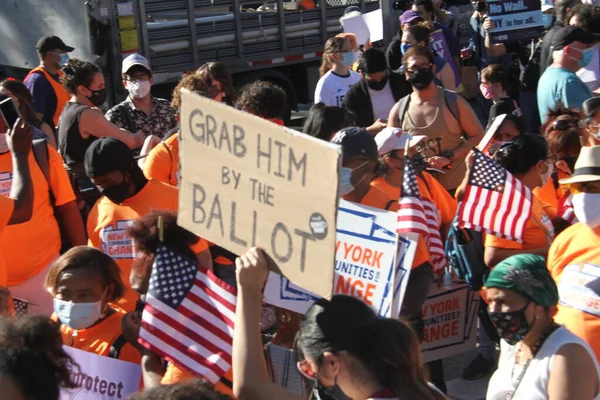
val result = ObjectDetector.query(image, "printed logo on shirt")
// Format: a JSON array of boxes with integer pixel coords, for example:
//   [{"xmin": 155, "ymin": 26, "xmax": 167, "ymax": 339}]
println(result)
[
  {"xmin": 0, "ymin": 172, "xmax": 12, "ymax": 197},
  {"xmin": 558, "ymin": 263, "xmax": 600, "ymax": 317},
  {"xmin": 336, "ymin": 95, "xmax": 345, "ymax": 107},
  {"xmin": 540, "ymin": 213, "xmax": 555, "ymax": 244},
  {"xmin": 101, "ymin": 220, "xmax": 136, "ymax": 259}
]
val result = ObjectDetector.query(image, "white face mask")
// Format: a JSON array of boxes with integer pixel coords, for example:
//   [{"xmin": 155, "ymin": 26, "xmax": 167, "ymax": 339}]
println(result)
[
  {"xmin": 127, "ymin": 79, "xmax": 151, "ymax": 99},
  {"xmin": 0, "ymin": 134, "xmax": 8, "ymax": 154},
  {"xmin": 53, "ymin": 297, "xmax": 105, "ymax": 330},
  {"xmin": 338, "ymin": 161, "xmax": 368, "ymax": 197},
  {"xmin": 573, "ymin": 192, "xmax": 600, "ymax": 228},
  {"xmin": 489, "ymin": 140, "xmax": 508, "ymax": 155},
  {"xmin": 538, "ymin": 160, "xmax": 554, "ymax": 187}
]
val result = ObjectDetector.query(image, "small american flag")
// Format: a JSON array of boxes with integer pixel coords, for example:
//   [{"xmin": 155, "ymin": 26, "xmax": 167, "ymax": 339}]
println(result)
[
  {"xmin": 138, "ymin": 245, "xmax": 237, "ymax": 383},
  {"xmin": 559, "ymin": 193, "xmax": 577, "ymax": 224},
  {"xmin": 458, "ymin": 149, "xmax": 532, "ymax": 243},
  {"xmin": 397, "ymin": 156, "xmax": 428, "ymax": 236},
  {"xmin": 423, "ymin": 198, "xmax": 448, "ymax": 273},
  {"xmin": 13, "ymin": 298, "xmax": 29, "ymax": 317}
]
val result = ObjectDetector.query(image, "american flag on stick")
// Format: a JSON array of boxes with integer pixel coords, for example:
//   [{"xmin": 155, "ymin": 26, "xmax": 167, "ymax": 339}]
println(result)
[
  {"xmin": 458, "ymin": 148, "xmax": 532, "ymax": 243},
  {"xmin": 138, "ymin": 245, "xmax": 237, "ymax": 383},
  {"xmin": 396, "ymin": 156, "xmax": 448, "ymax": 272}
]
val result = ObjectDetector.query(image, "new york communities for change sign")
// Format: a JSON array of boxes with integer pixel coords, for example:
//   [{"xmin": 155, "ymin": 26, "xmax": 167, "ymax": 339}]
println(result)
[
  {"xmin": 487, "ymin": 0, "xmax": 543, "ymax": 43},
  {"xmin": 178, "ymin": 90, "xmax": 341, "ymax": 297}
]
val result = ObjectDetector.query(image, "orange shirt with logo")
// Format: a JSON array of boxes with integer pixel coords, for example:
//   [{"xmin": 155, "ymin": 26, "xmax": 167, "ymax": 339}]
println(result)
[
  {"xmin": 0, "ymin": 148, "xmax": 76, "ymax": 285},
  {"xmin": 370, "ymin": 173, "xmax": 457, "ymax": 270},
  {"xmin": 0, "ymin": 196, "xmax": 14, "ymax": 285},
  {"xmin": 484, "ymin": 195, "xmax": 555, "ymax": 250},
  {"xmin": 54, "ymin": 309, "xmax": 141, "ymax": 365},
  {"xmin": 87, "ymin": 179, "xmax": 209, "ymax": 310},
  {"xmin": 548, "ymin": 223, "xmax": 600, "ymax": 362},
  {"xmin": 143, "ymin": 135, "xmax": 179, "ymax": 187}
]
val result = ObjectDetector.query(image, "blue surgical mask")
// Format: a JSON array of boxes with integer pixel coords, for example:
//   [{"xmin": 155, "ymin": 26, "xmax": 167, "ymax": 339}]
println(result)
[
  {"xmin": 575, "ymin": 46, "xmax": 595, "ymax": 68},
  {"xmin": 60, "ymin": 53, "xmax": 70, "ymax": 65},
  {"xmin": 342, "ymin": 52, "xmax": 356, "ymax": 67},
  {"xmin": 53, "ymin": 297, "xmax": 104, "ymax": 330},
  {"xmin": 338, "ymin": 161, "xmax": 369, "ymax": 196},
  {"xmin": 542, "ymin": 14, "xmax": 554, "ymax": 30},
  {"xmin": 401, "ymin": 43, "xmax": 413, "ymax": 55}
]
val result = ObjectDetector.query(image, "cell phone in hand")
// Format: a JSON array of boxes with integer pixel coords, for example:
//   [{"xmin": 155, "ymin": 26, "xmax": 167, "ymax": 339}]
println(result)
[{"xmin": 0, "ymin": 97, "xmax": 22, "ymax": 130}]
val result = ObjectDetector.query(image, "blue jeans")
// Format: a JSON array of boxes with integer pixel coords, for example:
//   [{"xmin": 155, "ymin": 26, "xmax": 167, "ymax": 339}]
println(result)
[{"xmin": 519, "ymin": 91, "xmax": 541, "ymax": 134}]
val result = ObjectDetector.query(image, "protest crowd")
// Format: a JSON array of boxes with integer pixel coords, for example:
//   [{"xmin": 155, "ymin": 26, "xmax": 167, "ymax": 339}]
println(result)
[{"xmin": 5, "ymin": 0, "xmax": 600, "ymax": 398}]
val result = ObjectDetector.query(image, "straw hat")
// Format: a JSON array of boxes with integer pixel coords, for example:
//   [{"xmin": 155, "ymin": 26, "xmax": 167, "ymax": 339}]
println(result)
[{"xmin": 560, "ymin": 146, "xmax": 600, "ymax": 184}]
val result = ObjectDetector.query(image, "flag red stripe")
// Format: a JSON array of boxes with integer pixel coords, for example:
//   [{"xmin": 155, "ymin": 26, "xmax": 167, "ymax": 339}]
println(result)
[
  {"xmin": 178, "ymin": 299, "xmax": 234, "ymax": 344},
  {"xmin": 193, "ymin": 278, "xmax": 236, "ymax": 316},
  {"xmin": 143, "ymin": 301, "xmax": 233, "ymax": 365},
  {"xmin": 186, "ymin": 285, "xmax": 235, "ymax": 330}
]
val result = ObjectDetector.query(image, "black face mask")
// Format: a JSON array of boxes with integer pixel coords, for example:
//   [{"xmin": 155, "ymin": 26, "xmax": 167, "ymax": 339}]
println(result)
[
  {"xmin": 366, "ymin": 76, "xmax": 388, "ymax": 91},
  {"xmin": 407, "ymin": 68, "xmax": 435, "ymax": 90},
  {"xmin": 86, "ymin": 87, "xmax": 107, "ymax": 107},
  {"xmin": 475, "ymin": 1, "xmax": 486, "ymax": 12},
  {"xmin": 315, "ymin": 377, "xmax": 351, "ymax": 400},
  {"xmin": 101, "ymin": 177, "xmax": 132, "ymax": 204}
]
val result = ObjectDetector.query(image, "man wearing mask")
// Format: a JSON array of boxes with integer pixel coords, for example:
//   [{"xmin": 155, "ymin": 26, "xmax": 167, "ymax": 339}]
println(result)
[
  {"xmin": 548, "ymin": 145, "xmax": 600, "ymax": 363},
  {"xmin": 388, "ymin": 46, "xmax": 484, "ymax": 193},
  {"xmin": 412, "ymin": 0, "xmax": 460, "ymax": 64},
  {"xmin": 85, "ymin": 137, "xmax": 212, "ymax": 311},
  {"xmin": 24, "ymin": 36, "xmax": 74, "ymax": 129},
  {"xmin": 106, "ymin": 54, "xmax": 177, "ymax": 139},
  {"xmin": 537, "ymin": 26, "xmax": 599, "ymax": 121},
  {"xmin": 342, "ymin": 49, "xmax": 412, "ymax": 136},
  {"xmin": 540, "ymin": 0, "xmax": 581, "ymax": 74}
]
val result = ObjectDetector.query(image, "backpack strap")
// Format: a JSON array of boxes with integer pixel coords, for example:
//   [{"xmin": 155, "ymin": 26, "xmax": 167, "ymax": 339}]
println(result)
[
  {"xmin": 108, "ymin": 334, "xmax": 128, "ymax": 359},
  {"xmin": 32, "ymin": 138, "xmax": 55, "ymax": 205},
  {"xmin": 396, "ymin": 94, "xmax": 411, "ymax": 128},
  {"xmin": 384, "ymin": 199, "xmax": 397, "ymax": 211},
  {"xmin": 443, "ymin": 89, "xmax": 461, "ymax": 123},
  {"xmin": 116, "ymin": 103, "xmax": 135, "ymax": 133}
]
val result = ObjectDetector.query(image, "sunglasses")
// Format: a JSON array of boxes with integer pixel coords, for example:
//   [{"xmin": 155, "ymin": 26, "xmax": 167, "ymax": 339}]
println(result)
[{"xmin": 550, "ymin": 119, "xmax": 585, "ymax": 131}]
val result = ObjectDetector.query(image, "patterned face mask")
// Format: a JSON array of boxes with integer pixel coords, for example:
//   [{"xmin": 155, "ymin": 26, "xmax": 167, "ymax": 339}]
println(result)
[{"xmin": 488, "ymin": 300, "xmax": 532, "ymax": 345}]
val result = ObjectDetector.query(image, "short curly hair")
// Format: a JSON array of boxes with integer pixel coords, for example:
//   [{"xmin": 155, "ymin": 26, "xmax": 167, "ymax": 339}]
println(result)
[
  {"xmin": 171, "ymin": 72, "xmax": 210, "ymax": 110},
  {"xmin": 60, "ymin": 58, "xmax": 101, "ymax": 95},
  {"xmin": 235, "ymin": 81, "xmax": 287, "ymax": 119},
  {"xmin": 128, "ymin": 379, "xmax": 232, "ymax": 400}
]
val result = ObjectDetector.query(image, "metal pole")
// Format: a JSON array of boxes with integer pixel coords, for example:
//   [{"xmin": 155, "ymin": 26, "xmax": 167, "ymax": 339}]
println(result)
[
  {"xmin": 233, "ymin": 0, "xmax": 245, "ymax": 58},
  {"xmin": 277, "ymin": 0, "xmax": 287, "ymax": 53},
  {"xmin": 137, "ymin": 0, "xmax": 152, "ymax": 63},
  {"xmin": 186, "ymin": 0, "xmax": 200, "ymax": 66},
  {"xmin": 319, "ymin": 0, "xmax": 328, "ymax": 44}
]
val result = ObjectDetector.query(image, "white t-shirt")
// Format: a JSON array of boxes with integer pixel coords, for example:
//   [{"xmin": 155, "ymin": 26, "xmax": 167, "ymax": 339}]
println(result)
[
  {"xmin": 314, "ymin": 70, "xmax": 361, "ymax": 107},
  {"xmin": 577, "ymin": 44, "xmax": 600, "ymax": 92},
  {"xmin": 487, "ymin": 326, "xmax": 600, "ymax": 400},
  {"xmin": 368, "ymin": 81, "xmax": 396, "ymax": 121}
]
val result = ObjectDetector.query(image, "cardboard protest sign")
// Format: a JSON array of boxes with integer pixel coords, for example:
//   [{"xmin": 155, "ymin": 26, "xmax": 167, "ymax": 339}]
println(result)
[
  {"xmin": 420, "ymin": 281, "xmax": 479, "ymax": 362},
  {"xmin": 61, "ymin": 346, "xmax": 141, "ymax": 399},
  {"xmin": 477, "ymin": 113, "xmax": 507, "ymax": 155},
  {"xmin": 487, "ymin": 0, "xmax": 543, "ymax": 43},
  {"xmin": 178, "ymin": 90, "xmax": 341, "ymax": 298},
  {"xmin": 341, "ymin": 9, "xmax": 384, "ymax": 45},
  {"xmin": 264, "ymin": 200, "xmax": 414, "ymax": 317}
]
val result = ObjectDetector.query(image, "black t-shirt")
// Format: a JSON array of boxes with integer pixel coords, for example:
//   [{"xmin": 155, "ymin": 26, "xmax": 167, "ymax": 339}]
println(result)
[
  {"xmin": 385, "ymin": 33, "xmax": 403, "ymax": 71},
  {"xmin": 486, "ymin": 97, "xmax": 518, "ymax": 130},
  {"xmin": 506, "ymin": 39, "xmax": 542, "ymax": 92},
  {"xmin": 539, "ymin": 23, "xmax": 563, "ymax": 74}
]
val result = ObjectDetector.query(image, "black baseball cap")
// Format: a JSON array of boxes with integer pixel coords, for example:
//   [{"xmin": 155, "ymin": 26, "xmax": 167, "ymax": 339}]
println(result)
[
  {"xmin": 551, "ymin": 26, "xmax": 600, "ymax": 51},
  {"xmin": 330, "ymin": 127, "xmax": 379, "ymax": 160},
  {"xmin": 85, "ymin": 137, "xmax": 136, "ymax": 178},
  {"xmin": 36, "ymin": 36, "xmax": 75, "ymax": 54}
]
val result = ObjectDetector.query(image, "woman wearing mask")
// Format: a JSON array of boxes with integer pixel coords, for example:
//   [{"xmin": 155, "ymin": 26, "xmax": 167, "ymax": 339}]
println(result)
[
  {"xmin": 44, "ymin": 246, "xmax": 141, "ymax": 365},
  {"xmin": 401, "ymin": 24, "xmax": 458, "ymax": 91},
  {"xmin": 314, "ymin": 37, "xmax": 361, "ymax": 107},
  {"xmin": 486, "ymin": 254, "xmax": 600, "ymax": 399},
  {"xmin": 479, "ymin": 64, "xmax": 522, "ymax": 130},
  {"xmin": 0, "ymin": 316, "xmax": 79, "ymax": 400},
  {"xmin": 233, "ymin": 247, "xmax": 447, "ymax": 400},
  {"xmin": 196, "ymin": 61, "xmax": 238, "ymax": 106},
  {"xmin": 58, "ymin": 59, "xmax": 144, "ymax": 204},
  {"xmin": 0, "ymin": 79, "xmax": 56, "ymax": 148},
  {"xmin": 548, "ymin": 146, "xmax": 600, "ymax": 364},
  {"xmin": 486, "ymin": 114, "xmax": 525, "ymax": 155},
  {"xmin": 583, "ymin": 96, "xmax": 600, "ymax": 145}
]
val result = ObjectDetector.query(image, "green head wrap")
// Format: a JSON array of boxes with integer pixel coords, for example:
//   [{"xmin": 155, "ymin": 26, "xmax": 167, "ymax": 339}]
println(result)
[{"xmin": 485, "ymin": 254, "xmax": 558, "ymax": 307}]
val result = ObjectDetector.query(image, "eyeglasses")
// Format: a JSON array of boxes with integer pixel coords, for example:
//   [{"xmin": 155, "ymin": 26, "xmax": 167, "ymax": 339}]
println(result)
[
  {"xmin": 566, "ymin": 182, "xmax": 600, "ymax": 194},
  {"xmin": 125, "ymin": 75, "xmax": 151, "ymax": 82}
]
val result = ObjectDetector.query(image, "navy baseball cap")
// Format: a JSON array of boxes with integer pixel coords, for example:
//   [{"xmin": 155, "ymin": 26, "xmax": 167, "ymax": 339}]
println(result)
[
  {"xmin": 36, "ymin": 36, "xmax": 74, "ymax": 54},
  {"xmin": 330, "ymin": 127, "xmax": 379, "ymax": 160}
]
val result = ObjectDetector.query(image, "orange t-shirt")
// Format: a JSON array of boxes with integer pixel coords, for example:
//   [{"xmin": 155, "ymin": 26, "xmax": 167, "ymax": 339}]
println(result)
[
  {"xmin": 0, "ymin": 196, "xmax": 14, "ymax": 286},
  {"xmin": 0, "ymin": 148, "xmax": 76, "ymax": 285},
  {"xmin": 143, "ymin": 135, "xmax": 179, "ymax": 187},
  {"xmin": 162, "ymin": 364, "xmax": 235, "ymax": 397},
  {"xmin": 87, "ymin": 179, "xmax": 209, "ymax": 310},
  {"xmin": 548, "ymin": 223, "xmax": 600, "ymax": 362},
  {"xmin": 55, "ymin": 309, "xmax": 141, "ymax": 365},
  {"xmin": 533, "ymin": 171, "xmax": 570, "ymax": 219}
]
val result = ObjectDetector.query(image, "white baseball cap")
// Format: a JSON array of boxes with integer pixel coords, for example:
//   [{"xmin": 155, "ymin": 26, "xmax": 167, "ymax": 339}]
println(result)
[
  {"xmin": 541, "ymin": 0, "xmax": 554, "ymax": 12},
  {"xmin": 122, "ymin": 53, "xmax": 151, "ymax": 74},
  {"xmin": 375, "ymin": 128, "xmax": 427, "ymax": 156}
]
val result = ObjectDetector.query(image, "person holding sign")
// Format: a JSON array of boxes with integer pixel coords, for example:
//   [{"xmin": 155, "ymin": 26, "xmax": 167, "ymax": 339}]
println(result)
[
  {"xmin": 548, "ymin": 146, "xmax": 600, "ymax": 364},
  {"xmin": 0, "ymin": 315, "xmax": 79, "ymax": 400},
  {"xmin": 314, "ymin": 36, "xmax": 361, "ymax": 107},
  {"xmin": 537, "ymin": 26, "xmax": 598, "ymax": 121},
  {"xmin": 486, "ymin": 254, "xmax": 600, "ymax": 400},
  {"xmin": 85, "ymin": 138, "xmax": 212, "ymax": 310},
  {"xmin": 232, "ymin": 247, "xmax": 447, "ymax": 400},
  {"xmin": 45, "ymin": 246, "xmax": 141, "ymax": 365}
]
